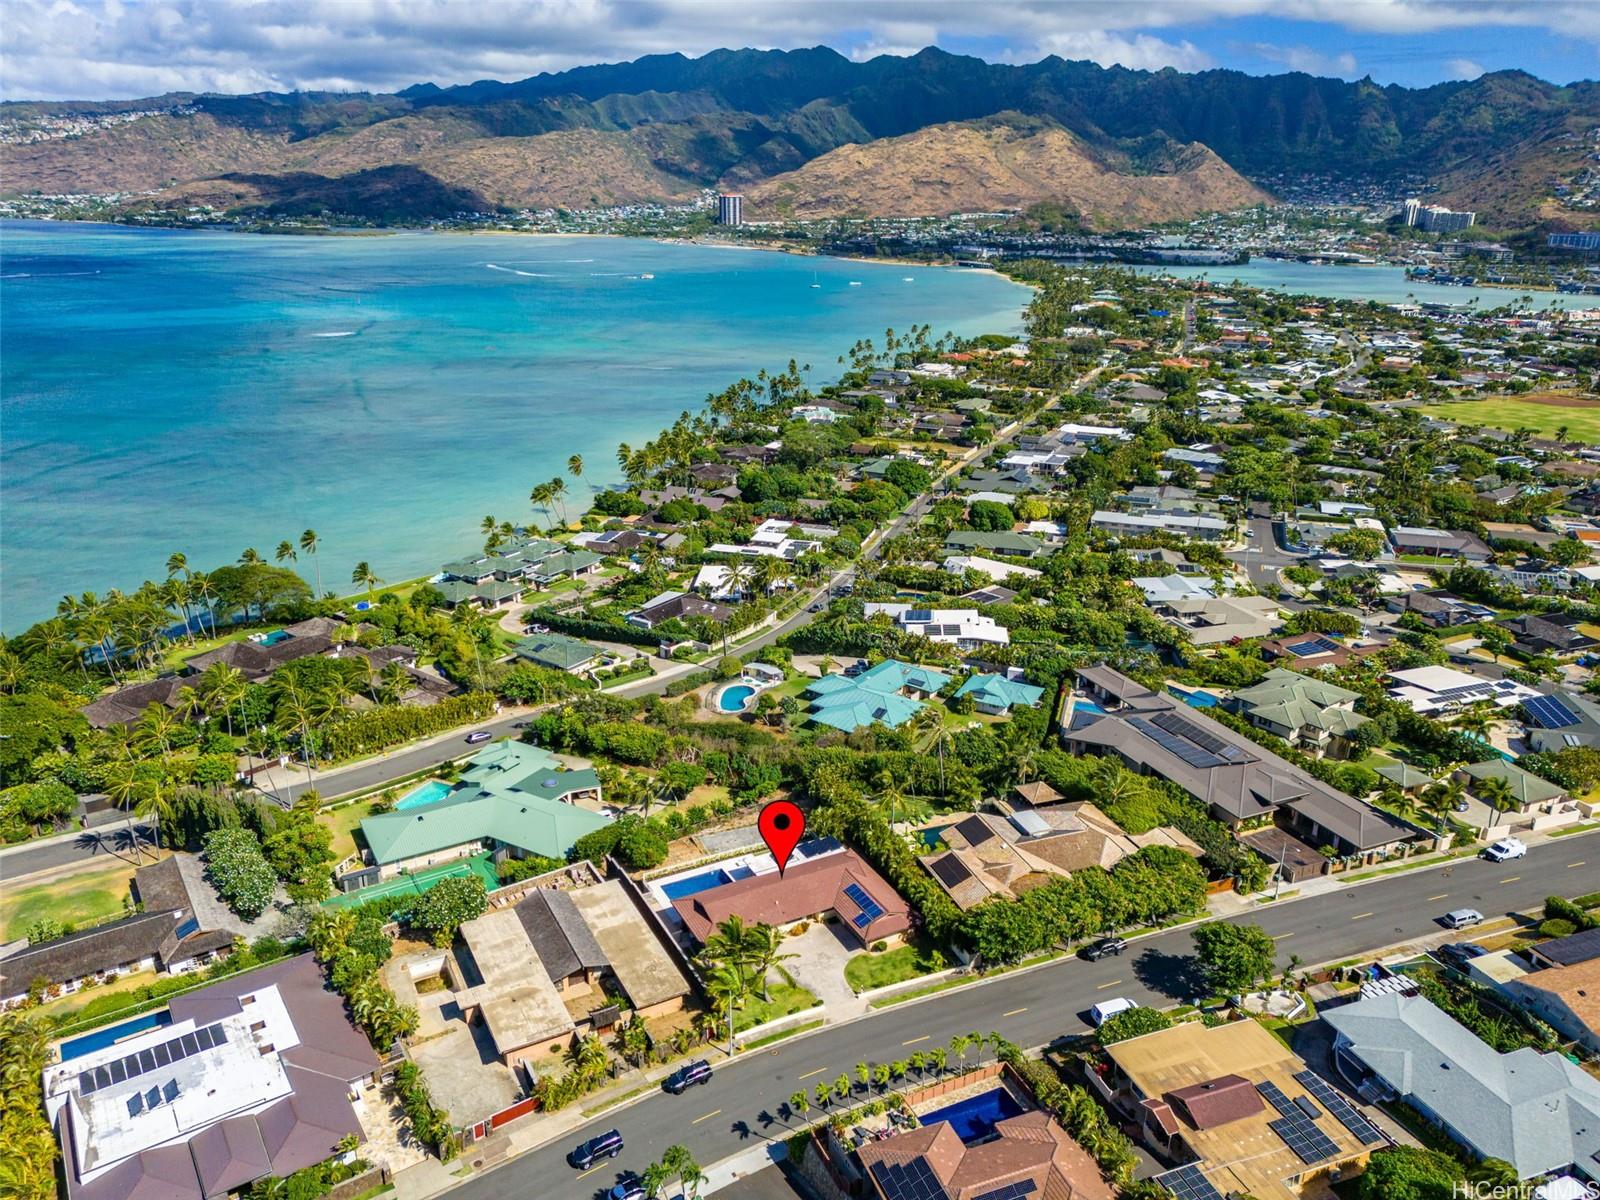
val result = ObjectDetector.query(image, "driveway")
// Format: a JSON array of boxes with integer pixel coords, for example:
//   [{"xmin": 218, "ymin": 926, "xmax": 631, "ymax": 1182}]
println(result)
[{"xmin": 784, "ymin": 921, "xmax": 866, "ymax": 1021}]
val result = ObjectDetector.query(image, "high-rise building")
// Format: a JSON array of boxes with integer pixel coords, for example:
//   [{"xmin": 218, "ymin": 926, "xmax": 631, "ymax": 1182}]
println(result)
[
  {"xmin": 1403, "ymin": 198, "xmax": 1422, "ymax": 227},
  {"xmin": 1417, "ymin": 204, "xmax": 1475, "ymax": 233},
  {"xmin": 1549, "ymin": 231, "xmax": 1600, "ymax": 252},
  {"xmin": 716, "ymin": 193, "xmax": 744, "ymax": 226}
]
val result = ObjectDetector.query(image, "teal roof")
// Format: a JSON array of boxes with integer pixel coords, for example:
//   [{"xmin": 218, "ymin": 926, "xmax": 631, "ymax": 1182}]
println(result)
[
  {"xmin": 360, "ymin": 756, "xmax": 608, "ymax": 865},
  {"xmin": 954, "ymin": 672, "xmax": 1045, "ymax": 711},
  {"xmin": 1376, "ymin": 762, "xmax": 1436, "ymax": 789},
  {"xmin": 943, "ymin": 530, "xmax": 1045, "ymax": 556},
  {"xmin": 804, "ymin": 659, "xmax": 951, "ymax": 732},
  {"xmin": 532, "ymin": 549, "xmax": 603, "ymax": 579},
  {"xmin": 1459, "ymin": 759, "xmax": 1565, "ymax": 805},
  {"xmin": 512, "ymin": 632, "xmax": 599, "ymax": 670}
]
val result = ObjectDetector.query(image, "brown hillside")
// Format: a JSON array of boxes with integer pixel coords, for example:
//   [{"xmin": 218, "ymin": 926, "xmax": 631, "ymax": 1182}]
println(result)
[{"xmin": 743, "ymin": 118, "xmax": 1270, "ymax": 227}]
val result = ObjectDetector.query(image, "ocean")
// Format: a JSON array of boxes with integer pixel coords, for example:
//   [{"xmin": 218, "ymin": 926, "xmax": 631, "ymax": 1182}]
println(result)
[{"xmin": 0, "ymin": 222, "xmax": 1029, "ymax": 628}]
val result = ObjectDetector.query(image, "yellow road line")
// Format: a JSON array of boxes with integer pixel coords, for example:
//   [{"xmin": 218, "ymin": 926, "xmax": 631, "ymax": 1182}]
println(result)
[
  {"xmin": 1350, "ymin": 912, "xmax": 1373, "ymax": 921},
  {"xmin": 1568, "ymin": 861, "xmax": 1586, "ymax": 869},
  {"xmin": 1002, "ymin": 1008, "xmax": 1028, "ymax": 1017},
  {"xmin": 798, "ymin": 1068, "xmax": 827, "ymax": 1081},
  {"xmin": 1096, "ymin": 979, "xmax": 1124, "ymax": 990},
  {"xmin": 1272, "ymin": 932, "xmax": 1294, "ymax": 941},
  {"xmin": 692, "ymin": 1109, "xmax": 722, "ymax": 1125},
  {"xmin": 902, "ymin": 1036, "xmax": 930, "ymax": 1046},
  {"xmin": 1500, "ymin": 876, "xmax": 1521, "ymax": 884},
  {"xmin": 1426, "ymin": 894, "xmax": 1450, "ymax": 902}
]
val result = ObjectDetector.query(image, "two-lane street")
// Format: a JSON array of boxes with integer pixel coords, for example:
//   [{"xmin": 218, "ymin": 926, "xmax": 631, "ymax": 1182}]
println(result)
[{"xmin": 449, "ymin": 834, "xmax": 1597, "ymax": 1200}]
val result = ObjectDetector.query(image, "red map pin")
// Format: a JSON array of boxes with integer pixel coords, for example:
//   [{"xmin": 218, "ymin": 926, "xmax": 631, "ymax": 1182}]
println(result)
[{"xmin": 758, "ymin": 800, "xmax": 805, "ymax": 877}]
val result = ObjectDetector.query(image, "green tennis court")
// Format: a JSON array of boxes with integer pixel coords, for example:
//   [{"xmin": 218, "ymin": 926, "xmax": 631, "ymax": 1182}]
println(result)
[{"xmin": 322, "ymin": 852, "xmax": 500, "ymax": 910}]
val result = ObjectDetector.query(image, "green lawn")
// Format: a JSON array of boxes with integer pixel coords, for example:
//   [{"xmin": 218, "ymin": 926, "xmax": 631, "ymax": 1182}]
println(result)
[
  {"xmin": 319, "ymin": 800, "xmax": 377, "ymax": 862},
  {"xmin": 0, "ymin": 860, "xmax": 139, "ymax": 942},
  {"xmin": 1419, "ymin": 396, "xmax": 1600, "ymax": 442},
  {"xmin": 844, "ymin": 939, "xmax": 942, "ymax": 993},
  {"xmin": 733, "ymin": 984, "xmax": 820, "ymax": 1031}
]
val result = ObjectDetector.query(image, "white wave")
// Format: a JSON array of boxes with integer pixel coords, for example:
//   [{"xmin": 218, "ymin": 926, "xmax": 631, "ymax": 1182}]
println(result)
[
  {"xmin": 2, "ymin": 270, "xmax": 100, "ymax": 278},
  {"xmin": 311, "ymin": 330, "xmax": 357, "ymax": 338},
  {"xmin": 564, "ymin": 258, "xmax": 594, "ymax": 263},
  {"xmin": 485, "ymin": 263, "xmax": 553, "ymax": 277}
]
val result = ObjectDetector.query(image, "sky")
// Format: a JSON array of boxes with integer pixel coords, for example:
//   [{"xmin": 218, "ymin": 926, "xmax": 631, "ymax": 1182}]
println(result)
[{"xmin": 2, "ymin": 0, "xmax": 1596, "ymax": 103}]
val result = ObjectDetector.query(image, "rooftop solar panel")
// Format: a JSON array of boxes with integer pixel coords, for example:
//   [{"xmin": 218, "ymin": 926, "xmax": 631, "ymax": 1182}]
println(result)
[
  {"xmin": 1269, "ymin": 1115, "xmax": 1341, "ymax": 1164},
  {"xmin": 843, "ymin": 882, "xmax": 885, "ymax": 923},
  {"xmin": 1294, "ymin": 1071, "xmax": 1387, "ymax": 1147},
  {"xmin": 1153, "ymin": 1164, "xmax": 1224, "ymax": 1200},
  {"xmin": 1525, "ymin": 694, "xmax": 1581, "ymax": 730}
]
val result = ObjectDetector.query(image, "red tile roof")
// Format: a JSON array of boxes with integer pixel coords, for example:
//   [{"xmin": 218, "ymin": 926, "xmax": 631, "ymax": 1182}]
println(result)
[{"xmin": 671, "ymin": 850, "xmax": 910, "ymax": 945}]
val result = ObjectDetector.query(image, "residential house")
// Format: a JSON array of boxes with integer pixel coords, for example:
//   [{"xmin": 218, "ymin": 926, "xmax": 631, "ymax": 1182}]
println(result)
[
  {"xmin": 83, "ymin": 676, "xmax": 197, "ymax": 729},
  {"xmin": 1066, "ymin": 667, "xmax": 1418, "ymax": 862},
  {"xmin": 952, "ymin": 673, "xmax": 1044, "ymax": 714},
  {"xmin": 1500, "ymin": 613, "xmax": 1598, "ymax": 658},
  {"xmin": 1258, "ymin": 634, "xmax": 1368, "ymax": 671},
  {"xmin": 43, "ymin": 954, "xmax": 379, "ymax": 1200},
  {"xmin": 943, "ymin": 555, "xmax": 1042, "ymax": 585},
  {"xmin": 942, "ymin": 530, "xmax": 1048, "ymax": 559},
  {"xmin": 1147, "ymin": 594, "xmax": 1284, "ymax": 645},
  {"xmin": 1132, "ymin": 574, "xmax": 1217, "ymax": 606},
  {"xmin": 1090, "ymin": 510, "xmax": 1233, "ymax": 541},
  {"xmin": 855, "ymin": 1102, "xmax": 1113, "ymax": 1200},
  {"xmin": 1503, "ymin": 958, "xmax": 1600, "ymax": 1054},
  {"xmin": 511, "ymin": 632, "xmax": 603, "ymax": 673},
  {"xmin": 1388, "ymin": 526, "xmax": 1494, "ymax": 561},
  {"xmin": 1452, "ymin": 758, "xmax": 1571, "ymax": 822},
  {"xmin": 1385, "ymin": 665, "xmax": 1539, "ymax": 714},
  {"xmin": 625, "ymin": 591, "xmax": 734, "ymax": 630},
  {"xmin": 805, "ymin": 660, "xmax": 951, "ymax": 733},
  {"xmin": 1102, "ymin": 1018, "xmax": 1380, "ymax": 1200},
  {"xmin": 1227, "ymin": 669, "xmax": 1369, "ymax": 758},
  {"xmin": 454, "ymin": 908, "xmax": 576, "ymax": 1070},
  {"xmin": 1522, "ymin": 690, "xmax": 1600, "ymax": 754},
  {"xmin": 1325, "ymin": 992, "xmax": 1600, "ymax": 1181},
  {"xmin": 181, "ymin": 616, "xmax": 343, "ymax": 681},
  {"xmin": 1129, "ymin": 548, "xmax": 1208, "ymax": 577},
  {"xmin": 863, "ymin": 604, "xmax": 1010, "ymax": 650},
  {"xmin": 672, "ymin": 849, "xmax": 910, "ymax": 948},
  {"xmin": 527, "ymin": 549, "xmax": 604, "ymax": 586},
  {"xmin": 4, "ymin": 913, "xmax": 204, "ymax": 1006},
  {"xmin": 434, "ymin": 578, "xmax": 525, "ymax": 610},
  {"xmin": 355, "ymin": 742, "xmax": 607, "ymax": 879},
  {"xmin": 1529, "ymin": 927, "xmax": 1600, "ymax": 970},
  {"xmin": 1384, "ymin": 590, "xmax": 1498, "ymax": 629}
]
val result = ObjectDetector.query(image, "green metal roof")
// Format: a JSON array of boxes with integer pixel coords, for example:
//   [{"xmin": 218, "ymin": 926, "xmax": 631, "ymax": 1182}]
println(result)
[
  {"xmin": 954, "ymin": 672, "xmax": 1045, "ymax": 710},
  {"xmin": 360, "ymin": 771, "xmax": 609, "ymax": 865},
  {"xmin": 512, "ymin": 632, "xmax": 599, "ymax": 670}
]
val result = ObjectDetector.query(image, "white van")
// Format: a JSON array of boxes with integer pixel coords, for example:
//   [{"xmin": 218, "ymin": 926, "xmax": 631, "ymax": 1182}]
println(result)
[
  {"xmin": 1090, "ymin": 997, "xmax": 1139, "ymax": 1027},
  {"xmin": 1482, "ymin": 837, "xmax": 1526, "ymax": 863}
]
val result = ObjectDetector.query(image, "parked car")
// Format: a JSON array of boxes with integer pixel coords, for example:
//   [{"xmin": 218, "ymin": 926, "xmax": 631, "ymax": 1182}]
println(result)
[
  {"xmin": 529, "ymin": 623, "xmax": 550, "ymax": 634},
  {"xmin": 664, "ymin": 1060, "xmax": 712, "ymax": 1094},
  {"xmin": 1482, "ymin": 837, "xmax": 1527, "ymax": 863},
  {"xmin": 465, "ymin": 730, "xmax": 493, "ymax": 744},
  {"xmin": 1454, "ymin": 797, "xmax": 1470, "ymax": 812},
  {"xmin": 1080, "ymin": 937, "xmax": 1128, "ymax": 961},
  {"xmin": 1438, "ymin": 942, "xmax": 1488, "ymax": 968},
  {"xmin": 808, "ymin": 602, "xmax": 822, "ymax": 613},
  {"xmin": 610, "ymin": 1173, "xmax": 646, "ymax": 1200},
  {"xmin": 1442, "ymin": 908, "xmax": 1484, "ymax": 930},
  {"xmin": 568, "ymin": 1130, "xmax": 624, "ymax": 1169},
  {"xmin": 1089, "ymin": 997, "xmax": 1138, "ymax": 1027}
]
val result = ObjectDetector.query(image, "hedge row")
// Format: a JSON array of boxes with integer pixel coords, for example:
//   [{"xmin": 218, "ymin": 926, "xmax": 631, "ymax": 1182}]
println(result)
[{"xmin": 528, "ymin": 608, "xmax": 662, "ymax": 647}]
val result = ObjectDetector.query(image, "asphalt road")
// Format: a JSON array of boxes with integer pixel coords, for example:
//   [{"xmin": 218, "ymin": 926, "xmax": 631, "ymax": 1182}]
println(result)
[{"xmin": 450, "ymin": 834, "xmax": 1598, "ymax": 1200}]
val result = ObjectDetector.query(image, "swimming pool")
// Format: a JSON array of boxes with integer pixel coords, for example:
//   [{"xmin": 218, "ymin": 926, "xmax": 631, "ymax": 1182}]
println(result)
[
  {"xmin": 716, "ymin": 684, "xmax": 757, "ymax": 713},
  {"xmin": 921, "ymin": 1088, "xmax": 1026, "ymax": 1144},
  {"xmin": 259, "ymin": 630, "xmax": 290, "ymax": 646},
  {"xmin": 917, "ymin": 825, "xmax": 952, "ymax": 851},
  {"xmin": 59, "ymin": 1011, "xmax": 172, "ymax": 1061},
  {"xmin": 1170, "ymin": 686, "xmax": 1219, "ymax": 709},
  {"xmin": 396, "ymin": 780, "xmax": 454, "ymax": 811},
  {"xmin": 1073, "ymin": 698, "xmax": 1106, "ymax": 715},
  {"xmin": 659, "ymin": 864, "xmax": 755, "ymax": 900}
]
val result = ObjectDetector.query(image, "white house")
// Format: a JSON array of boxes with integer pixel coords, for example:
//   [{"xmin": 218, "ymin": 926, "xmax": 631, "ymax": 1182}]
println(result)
[
  {"xmin": 944, "ymin": 555, "xmax": 1042, "ymax": 584},
  {"xmin": 863, "ymin": 604, "xmax": 1010, "ymax": 650}
]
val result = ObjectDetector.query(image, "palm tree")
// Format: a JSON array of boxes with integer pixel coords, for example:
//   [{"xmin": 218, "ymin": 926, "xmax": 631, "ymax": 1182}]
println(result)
[
  {"xmin": 1476, "ymin": 776, "xmax": 1517, "ymax": 824},
  {"xmin": 200, "ymin": 661, "xmax": 247, "ymax": 738},
  {"xmin": 548, "ymin": 476, "xmax": 569, "ymax": 527},
  {"xmin": 135, "ymin": 781, "xmax": 176, "ymax": 856},
  {"xmin": 239, "ymin": 547, "xmax": 264, "ymax": 566},
  {"xmin": 568, "ymin": 454, "xmax": 584, "ymax": 484},
  {"xmin": 789, "ymin": 1090, "xmax": 810, "ymax": 1119},
  {"xmin": 275, "ymin": 540, "xmax": 298, "ymax": 570},
  {"xmin": 298, "ymin": 529, "xmax": 323, "ymax": 596},
  {"xmin": 165, "ymin": 551, "xmax": 188, "ymax": 579},
  {"xmin": 744, "ymin": 923, "xmax": 794, "ymax": 1001},
  {"xmin": 702, "ymin": 961, "xmax": 747, "ymax": 1055},
  {"xmin": 530, "ymin": 481, "xmax": 555, "ymax": 528},
  {"xmin": 351, "ymin": 561, "xmax": 382, "ymax": 602}
]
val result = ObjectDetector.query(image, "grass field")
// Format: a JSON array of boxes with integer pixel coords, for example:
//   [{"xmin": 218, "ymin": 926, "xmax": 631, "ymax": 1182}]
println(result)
[
  {"xmin": 1420, "ymin": 394, "xmax": 1600, "ymax": 442},
  {"xmin": 0, "ymin": 858, "xmax": 141, "ymax": 941}
]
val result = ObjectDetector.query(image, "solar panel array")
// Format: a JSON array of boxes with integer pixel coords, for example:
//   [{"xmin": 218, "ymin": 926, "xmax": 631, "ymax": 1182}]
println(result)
[
  {"xmin": 1524, "ymin": 694, "xmax": 1581, "ymax": 730},
  {"xmin": 1259, "ymin": 1081, "xmax": 1342, "ymax": 1164},
  {"xmin": 1152, "ymin": 1164, "xmax": 1224, "ymax": 1200},
  {"xmin": 844, "ymin": 882, "xmax": 885, "ymax": 929},
  {"xmin": 1286, "ymin": 636, "xmax": 1340, "ymax": 657},
  {"xmin": 1130, "ymin": 711, "xmax": 1249, "ymax": 769},
  {"xmin": 1294, "ymin": 1071, "xmax": 1387, "ymax": 1147},
  {"xmin": 870, "ymin": 1158, "xmax": 949, "ymax": 1200},
  {"xmin": 78, "ymin": 1023, "xmax": 227, "ymax": 1095},
  {"xmin": 967, "ymin": 1179, "xmax": 1036, "ymax": 1200}
]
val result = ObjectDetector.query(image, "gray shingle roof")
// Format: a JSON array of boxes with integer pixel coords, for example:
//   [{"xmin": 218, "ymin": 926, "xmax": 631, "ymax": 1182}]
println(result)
[
  {"xmin": 1324, "ymin": 992, "xmax": 1600, "ymax": 1179},
  {"xmin": 516, "ymin": 889, "xmax": 608, "ymax": 982}
]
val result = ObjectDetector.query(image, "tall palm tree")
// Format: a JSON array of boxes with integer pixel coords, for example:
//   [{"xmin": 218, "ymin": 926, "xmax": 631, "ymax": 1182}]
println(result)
[
  {"xmin": 200, "ymin": 661, "xmax": 247, "ymax": 738},
  {"xmin": 298, "ymin": 529, "xmax": 323, "ymax": 597},
  {"xmin": 745, "ymin": 923, "xmax": 795, "ymax": 1002},
  {"xmin": 530, "ymin": 481, "xmax": 554, "ymax": 528},
  {"xmin": 165, "ymin": 551, "xmax": 188, "ymax": 579},
  {"xmin": 702, "ymin": 961, "xmax": 747, "ymax": 1056},
  {"xmin": 548, "ymin": 476, "xmax": 569, "ymax": 528},
  {"xmin": 239, "ymin": 547, "xmax": 264, "ymax": 566},
  {"xmin": 135, "ymin": 780, "xmax": 176, "ymax": 856},
  {"xmin": 190, "ymin": 570, "xmax": 219, "ymax": 636},
  {"xmin": 568, "ymin": 454, "xmax": 584, "ymax": 484},
  {"xmin": 351, "ymin": 561, "xmax": 382, "ymax": 602}
]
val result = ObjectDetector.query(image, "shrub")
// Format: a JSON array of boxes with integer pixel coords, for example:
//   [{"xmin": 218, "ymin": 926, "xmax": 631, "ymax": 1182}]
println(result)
[
  {"xmin": 409, "ymin": 876, "xmax": 488, "ymax": 947},
  {"xmin": 203, "ymin": 827, "xmax": 277, "ymax": 920},
  {"xmin": 1539, "ymin": 918, "xmax": 1577, "ymax": 939}
]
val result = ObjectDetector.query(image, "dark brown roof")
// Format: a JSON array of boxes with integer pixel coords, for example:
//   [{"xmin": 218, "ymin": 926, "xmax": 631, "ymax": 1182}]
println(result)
[
  {"xmin": 189, "ymin": 1117, "xmax": 271, "ymax": 1196},
  {"xmin": 82, "ymin": 677, "xmax": 190, "ymax": 729},
  {"xmin": 515, "ymin": 889, "xmax": 608, "ymax": 982},
  {"xmin": 1, "ymin": 911, "xmax": 177, "ymax": 996},
  {"xmin": 1167, "ymin": 1075, "xmax": 1264, "ymax": 1130}
]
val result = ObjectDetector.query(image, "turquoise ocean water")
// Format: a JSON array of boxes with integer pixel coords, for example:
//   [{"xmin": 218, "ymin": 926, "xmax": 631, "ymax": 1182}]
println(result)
[{"xmin": 0, "ymin": 223, "xmax": 1028, "ymax": 628}]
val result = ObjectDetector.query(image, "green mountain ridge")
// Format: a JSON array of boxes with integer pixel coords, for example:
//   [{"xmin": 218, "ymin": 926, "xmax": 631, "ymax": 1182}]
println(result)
[{"xmin": 4, "ymin": 46, "xmax": 1596, "ymax": 229}]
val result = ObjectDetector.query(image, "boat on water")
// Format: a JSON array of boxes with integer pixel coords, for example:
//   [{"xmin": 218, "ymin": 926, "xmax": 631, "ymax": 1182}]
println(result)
[
  {"xmin": 640, "ymin": 273, "xmax": 655, "ymax": 280},
  {"xmin": 809, "ymin": 272, "xmax": 821, "ymax": 289},
  {"xmin": 848, "ymin": 280, "xmax": 862, "ymax": 287},
  {"xmin": 902, "ymin": 276, "xmax": 915, "ymax": 282}
]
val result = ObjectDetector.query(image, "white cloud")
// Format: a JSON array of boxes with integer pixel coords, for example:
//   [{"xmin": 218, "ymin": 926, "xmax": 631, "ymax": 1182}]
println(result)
[
  {"xmin": 1247, "ymin": 42, "xmax": 1359, "ymax": 76},
  {"xmin": 0, "ymin": 0, "xmax": 1593, "ymax": 101},
  {"xmin": 1446, "ymin": 56, "xmax": 1486, "ymax": 79}
]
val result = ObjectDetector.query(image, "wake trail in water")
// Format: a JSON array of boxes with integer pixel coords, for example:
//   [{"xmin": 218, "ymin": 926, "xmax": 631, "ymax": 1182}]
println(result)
[{"xmin": 485, "ymin": 263, "xmax": 553, "ymax": 278}]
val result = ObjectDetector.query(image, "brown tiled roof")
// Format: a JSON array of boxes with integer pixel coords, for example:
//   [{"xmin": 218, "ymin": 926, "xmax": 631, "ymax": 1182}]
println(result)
[
  {"xmin": 1012, "ymin": 782, "xmax": 1064, "ymax": 806},
  {"xmin": 672, "ymin": 851, "xmax": 910, "ymax": 944},
  {"xmin": 1513, "ymin": 958, "xmax": 1600, "ymax": 1037},
  {"xmin": 1167, "ymin": 1074, "xmax": 1264, "ymax": 1130}
]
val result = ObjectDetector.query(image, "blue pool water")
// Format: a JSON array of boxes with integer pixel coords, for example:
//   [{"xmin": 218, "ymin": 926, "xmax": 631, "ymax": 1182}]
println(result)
[
  {"xmin": 396, "ymin": 780, "xmax": 455, "ymax": 810},
  {"xmin": 59, "ymin": 1011, "xmax": 172, "ymax": 1061},
  {"xmin": 917, "ymin": 825, "xmax": 952, "ymax": 850},
  {"xmin": 259, "ymin": 629, "xmax": 290, "ymax": 645},
  {"xmin": 1170, "ymin": 687, "xmax": 1219, "ymax": 709},
  {"xmin": 717, "ymin": 684, "xmax": 756, "ymax": 713},
  {"xmin": 659, "ymin": 865, "xmax": 755, "ymax": 900},
  {"xmin": 1073, "ymin": 698, "xmax": 1106, "ymax": 715},
  {"xmin": 921, "ymin": 1088, "xmax": 1026, "ymax": 1144}
]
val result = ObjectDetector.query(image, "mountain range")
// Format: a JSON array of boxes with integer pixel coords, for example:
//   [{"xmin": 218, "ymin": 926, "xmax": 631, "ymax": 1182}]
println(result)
[{"xmin": 3, "ymin": 47, "xmax": 1597, "ymax": 230}]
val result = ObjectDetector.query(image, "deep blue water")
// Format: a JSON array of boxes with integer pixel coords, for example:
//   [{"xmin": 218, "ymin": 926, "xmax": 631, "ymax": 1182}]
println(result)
[
  {"xmin": 921, "ymin": 1087, "xmax": 1026, "ymax": 1143},
  {"xmin": 59, "ymin": 1010, "xmax": 172, "ymax": 1060},
  {"xmin": 0, "ymin": 222, "xmax": 1028, "ymax": 627}
]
